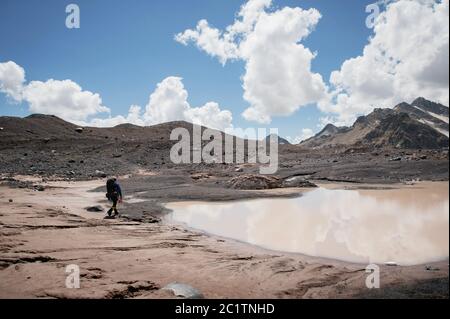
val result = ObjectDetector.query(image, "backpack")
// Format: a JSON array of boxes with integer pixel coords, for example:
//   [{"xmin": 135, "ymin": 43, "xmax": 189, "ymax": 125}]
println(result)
[{"xmin": 106, "ymin": 178, "xmax": 116, "ymax": 199}]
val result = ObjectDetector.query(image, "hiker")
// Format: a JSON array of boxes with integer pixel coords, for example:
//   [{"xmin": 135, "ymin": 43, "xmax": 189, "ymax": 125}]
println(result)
[{"xmin": 106, "ymin": 178, "xmax": 123, "ymax": 217}]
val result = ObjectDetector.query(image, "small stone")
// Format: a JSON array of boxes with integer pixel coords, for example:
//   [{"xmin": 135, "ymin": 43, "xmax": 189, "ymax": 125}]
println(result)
[
  {"xmin": 85, "ymin": 205, "xmax": 104, "ymax": 212},
  {"xmin": 34, "ymin": 185, "xmax": 45, "ymax": 192},
  {"xmin": 94, "ymin": 170, "xmax": 107, "ymax": 178},
  {"xmin": 8, "ymin": 199, "xmax": 13, "ymax": 203},
  {"xmin": 162, "ymin": 282, "xmax": 204, "ymax": 299},
  {"xmin": 384, "ymin": 261, "xmax": 398, "ymax": 266},
  {"xmin": 425, "ymin": 265, "xmax": 440, "ymax": 271}
]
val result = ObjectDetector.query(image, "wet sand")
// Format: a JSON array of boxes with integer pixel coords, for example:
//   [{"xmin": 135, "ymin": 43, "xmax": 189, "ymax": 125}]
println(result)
[{"xmin": 0, "ymin": 178, "xmax": 448, "ymax": 299}]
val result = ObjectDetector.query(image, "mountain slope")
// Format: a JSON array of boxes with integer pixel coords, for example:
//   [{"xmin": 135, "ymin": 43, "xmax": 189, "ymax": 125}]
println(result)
[
  {"xmin": 394, "ymin": 99, "xmax": 449, "ymax": 137},
  {"xmin": 265, "ymin": 134, "xmax": 291, "ymax": 145},
  {"xmin": 300, "ymin": 98, "xmax": 449, "ymax": 149},
  {"xmin": 300, "ymin": 124, "xmax": 350, "ymax": 148}
]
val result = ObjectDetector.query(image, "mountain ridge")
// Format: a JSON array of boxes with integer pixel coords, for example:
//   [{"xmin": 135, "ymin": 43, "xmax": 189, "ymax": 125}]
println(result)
[{"xmin": 300, "ymin": 97, "xmax": 449, "ymax": 149}]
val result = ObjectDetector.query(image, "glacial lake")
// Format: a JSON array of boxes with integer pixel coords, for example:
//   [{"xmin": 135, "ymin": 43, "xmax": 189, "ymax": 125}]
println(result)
[{"xmin": 164, "ymin": 183, "xmax": 449, "ymax": 266}]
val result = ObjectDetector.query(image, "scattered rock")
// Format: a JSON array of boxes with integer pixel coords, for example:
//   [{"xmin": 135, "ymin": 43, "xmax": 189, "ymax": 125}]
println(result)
[
  {"xmin": 75, "ymin": 127, "xmax": 84, "ymax": 133},
  {"xmin": 0, "ymin": 127, "xmax": 4, "ymax": 131},
  {"xmin": 389, "ymin": 157, "xmax": 402, "ymax": 162},
  {"xmin": 33, "ymin": 185, "xmax": 45, "ymax": 192},
  {"xmin": 8, "ymin": 199, "xmax": 13, "ymax": 203},
  {"xmin": 85, "ymin": 205, "xmax": 104, "ymax": 212},
  {"xmin": 234, "ymin": 167, "xmax": 244, "ymax": 173},
  {"xmin": 425, "ymin": 265, "xmax": 440, "ymax": 271},
  {"xmin": 385, "ymin": 261, "xmax": 398, "ymax": 266},
  {"xmin": 228, "ymin": 174, "xmax": 281, "ymax": 190},
  {"xmin": 191, "ymin": 173, "xmax": 211, "ymax": 180},
  {"xmin": 282, "ymin": 177, "xmax": 318, "ymax": 188},
  {"xmin": 94, "ymin": 170, "xmax": 107, "ymax": 178},
  {"xmin": 162, "ymin": 282, "xmax": 204, "ymax": 299}
]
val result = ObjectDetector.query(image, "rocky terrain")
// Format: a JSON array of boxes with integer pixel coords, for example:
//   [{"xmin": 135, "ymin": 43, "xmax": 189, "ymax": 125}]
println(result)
[
  {"xmin": 300, "ymin": 98, "xmax": 449, "ymax": 150},
  {"xmin": 0, "ymin": 97, "xmax": 448, "ymax": 299},
  {"xmin": 0, "ymin": 97, "xmax": 448, "ymax": 185}
]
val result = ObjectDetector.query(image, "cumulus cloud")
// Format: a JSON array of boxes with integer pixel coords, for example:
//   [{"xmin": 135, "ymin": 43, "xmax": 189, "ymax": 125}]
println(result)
[
  {"xmin": 0, "ymin": 61, "xmax": 233, "ymax": 130},
  {"xmin": 143, "ymin": 76, "xmax": 233, "ymax": 131},
  {"xmin": 321, "ymin": 0, "xmax": 449, "ymax": 125},
  {"xmin": 86, "ymin": 105, "xmax": 145, "ymax": 128},
  {"xmin": 0, "ymin": 61, "xmax": 26, "ymax": 101},
  {"xmin": 176, "ymin": 0, "xmax": 328, "ymax": 124},
  {"xmin": 287, "ymin": 128, "xmax": 315, "ymax": 144},
  {"xmin": 0, "ymin": 60, "xmax": 110, "ymax": 122},
  {"xmin": 23, "ymin": 79, "xmax": 110, "ymax": 122},
  {"xmin": 81, "ymin": 77, "xmax": 233, "ymax": 131}
]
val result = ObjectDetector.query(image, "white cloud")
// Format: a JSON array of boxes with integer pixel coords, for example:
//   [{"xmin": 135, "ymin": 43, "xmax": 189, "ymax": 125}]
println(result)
[
  {"xmin": 85, "ymin": 105, "xmax": 145, "ymax": 127},
  {"xmin": 0, "ymin": 60, "xmax": 110, "ymax": 122},
  {"xmin": 144, "ymin": 76, "xmax": 190, "ymax": 124},
  {"xmin": 23, "ymin": 79, "xmax": 110, "ymax": 122},
  {"xmin": 83, "ymin": 77, "xmax": 233, "ymax": 130},
  {"xmin": 175, "ymin": 20, "xmax": 240, "ymax": 65},
  {"xmin": 0, "ymin": 61, "xmax": 233, "ymax": 130},
  {"xmin": 176, "ymin": 0, "xmax": 328, "ymax": 124},
  {"xmin": 184, "ymin": 101, "xmax": 233, "ymax": 132},
  {"xmin": 321, "ymin": 0, "xmax": 449, "ymax": 125},
  {"xmin": 0, "ymin": 61, "xmax": 25, "ymax": 101},
  {"xmin": 287, "ymin": 128, "xmax": 315, "ymax": 144},
  {"xmin": 143, "ymin": 76, "xmax": 233, "ymax": 131}
]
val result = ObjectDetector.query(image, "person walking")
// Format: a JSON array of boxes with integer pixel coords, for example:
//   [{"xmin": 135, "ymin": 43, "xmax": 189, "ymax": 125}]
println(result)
[{"xmin": 106, "ymin": 178, "xmax": 123, "ymax": 217}]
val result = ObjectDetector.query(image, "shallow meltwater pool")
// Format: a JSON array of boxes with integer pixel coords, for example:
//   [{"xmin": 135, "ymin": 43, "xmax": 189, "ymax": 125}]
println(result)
[{"xmin": 164, "ymin": 183, "xmax": 449, "ymax": 266}]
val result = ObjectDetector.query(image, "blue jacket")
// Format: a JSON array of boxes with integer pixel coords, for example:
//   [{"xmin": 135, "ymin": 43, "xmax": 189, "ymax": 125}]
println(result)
[{"xmin": 113, "ymin": 182, "xmax": 123, "ymax": 198}]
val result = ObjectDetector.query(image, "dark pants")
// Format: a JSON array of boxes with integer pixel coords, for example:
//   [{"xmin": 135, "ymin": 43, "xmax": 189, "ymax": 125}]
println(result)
[{"xmin": 107, "ymin": 194, "xmax": 119, "ymax": 216}]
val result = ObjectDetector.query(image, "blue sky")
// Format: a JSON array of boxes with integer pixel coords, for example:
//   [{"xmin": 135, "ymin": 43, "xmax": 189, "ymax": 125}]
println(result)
[{"xmin": 0, "ymin": 0, "xmax": 387, "ymax": 138}]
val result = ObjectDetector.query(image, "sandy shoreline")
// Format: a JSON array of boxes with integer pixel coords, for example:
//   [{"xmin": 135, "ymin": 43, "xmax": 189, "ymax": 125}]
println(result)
[{"xmin": 0, "ymin": 178, "xmax": 448, "ymax": 299}]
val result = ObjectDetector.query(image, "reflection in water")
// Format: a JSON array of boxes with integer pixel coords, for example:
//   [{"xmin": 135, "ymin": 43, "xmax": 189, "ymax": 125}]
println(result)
[{"xmin": 165, "ymin": 185, "xmax": 449, "ymax": 265}]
